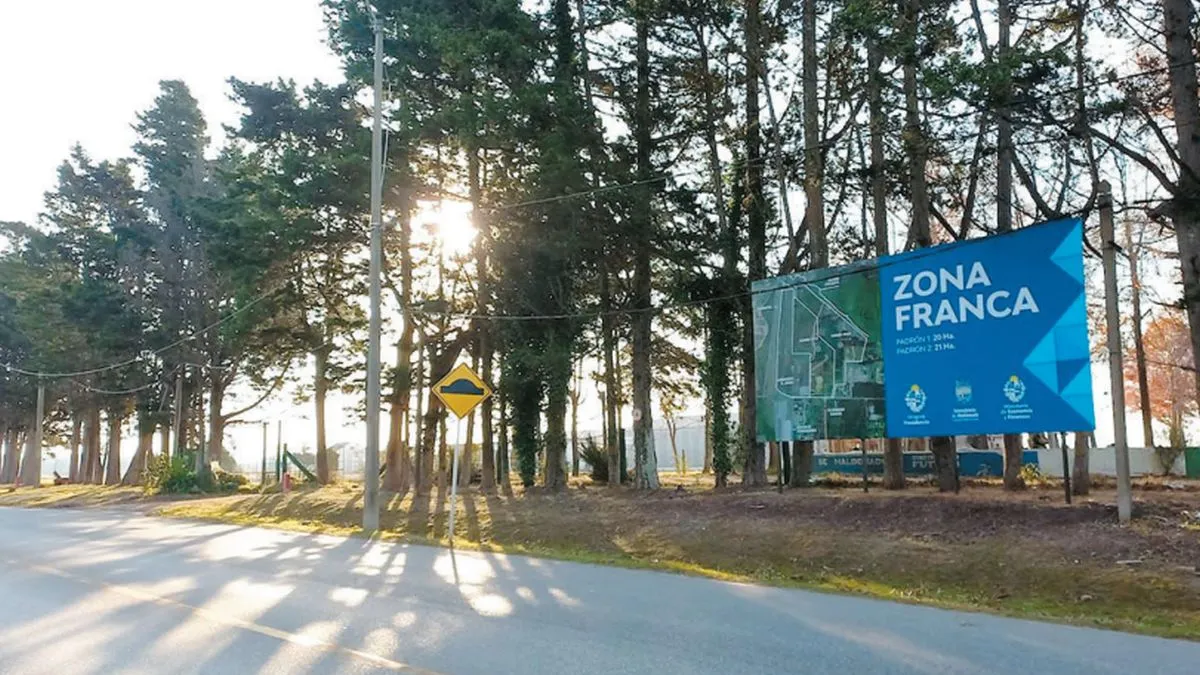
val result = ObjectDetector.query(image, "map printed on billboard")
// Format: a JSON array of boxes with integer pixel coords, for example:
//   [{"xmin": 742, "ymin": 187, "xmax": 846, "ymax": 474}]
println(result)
[
  {"xmin": 752, "ymin": 218, "xmax": 1095, "ymax": 441},
  {"xmin": 753, "ymin": 262, "xmax": 885, "ymax": 441}
]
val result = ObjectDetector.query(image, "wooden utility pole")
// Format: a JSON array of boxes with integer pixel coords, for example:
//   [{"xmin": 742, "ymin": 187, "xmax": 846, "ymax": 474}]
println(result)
[
  {"xmin": 1100, "ymin": 182, "xmax": 1133, "ymax": 523},
  {"xmin": 363, "ymin": 15, "xmax": 384, "ymax": 532}
]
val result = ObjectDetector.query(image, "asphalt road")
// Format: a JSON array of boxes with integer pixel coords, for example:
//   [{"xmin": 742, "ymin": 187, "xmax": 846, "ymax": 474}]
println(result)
[{"xmin": 0, "ymin": 507, "xmax": 1196, "ymax": 675}]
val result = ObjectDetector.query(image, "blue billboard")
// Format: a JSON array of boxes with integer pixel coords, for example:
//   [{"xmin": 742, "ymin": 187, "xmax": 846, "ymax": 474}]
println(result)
[
  {"xmin": 752, "ymin": 218, "xmax": 1094, "ymax": 441},
  {"xmin": 880, "ymin": 218, "xmax": 1093, "ymax": 436}
]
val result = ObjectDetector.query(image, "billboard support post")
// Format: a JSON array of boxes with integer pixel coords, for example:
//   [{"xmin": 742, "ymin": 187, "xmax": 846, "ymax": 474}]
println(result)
[
  {"xmin": 1099, "ymin": 181, "xmax": 1133, "ymax": 523},
  {"xmin": 861, "ymin": 441, "xmax": 869, "ymax": 493},
  {"xmin": 1060, "ymin": 441, "xmax": 1072, "ymax": 505}
]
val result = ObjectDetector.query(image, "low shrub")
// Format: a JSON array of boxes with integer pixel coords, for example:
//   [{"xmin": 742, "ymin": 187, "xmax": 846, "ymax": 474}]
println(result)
[
  {"xmin": 144, "ymin": 451, "xmax": 202, "ymax": 495},
  {"xmin": 143, "ymin": 450, "xmax": 247, "ymax": 495},
  {"xmin": 580, "ymin": 438, "xmax": 609, "ymax": 483},
  {"xmin": 1019, "ymin": 462, "xmax": 1044, "ymax": 485},
  {"xmin": 213, "ymin": 470, "xmax": 248, "ymax": 492}
]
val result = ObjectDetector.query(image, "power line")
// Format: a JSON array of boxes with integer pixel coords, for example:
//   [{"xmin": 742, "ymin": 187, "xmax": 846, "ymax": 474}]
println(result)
[
  {"xmin": 72, "ymin": 366, "xmax": 181, "ymax": 396},
  {"xmin": 413, "ymin": 216, "xmax": 1084, "ymax": 323},
  {"xmin": 1, "ymin": 285, "xmax": 280, "ymax": 380}
]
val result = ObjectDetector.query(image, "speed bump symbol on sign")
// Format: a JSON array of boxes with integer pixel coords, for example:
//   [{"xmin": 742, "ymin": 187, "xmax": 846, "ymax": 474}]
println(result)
[{"xmin": 433, "ymin": 363, "xmax": 493, "ymax": 419}]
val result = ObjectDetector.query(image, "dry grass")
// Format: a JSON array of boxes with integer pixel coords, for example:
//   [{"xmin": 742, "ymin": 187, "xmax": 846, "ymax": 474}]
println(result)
[{"xmin": 159, "ymin": 476, "xmax": 1200, "ymax": 640}]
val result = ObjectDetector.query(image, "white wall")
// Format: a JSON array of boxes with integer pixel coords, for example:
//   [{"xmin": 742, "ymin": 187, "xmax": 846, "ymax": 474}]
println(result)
[{"xmin": 1036, "ymin": 446, "xmax": 1187, "ymax": 477}]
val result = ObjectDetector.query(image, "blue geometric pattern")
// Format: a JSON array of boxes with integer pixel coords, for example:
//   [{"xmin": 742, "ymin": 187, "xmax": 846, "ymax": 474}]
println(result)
[
  {"xmin": 1020, "ymin": 219, "xmax": 1094, "ymax": 427},
  {"xmin": 1050, "ymin": 220, "xmax": 1086, "ymax": 284},
  {"xmin": 880, "ymin": 217, "xmax": 1095, "ymax": 436}
]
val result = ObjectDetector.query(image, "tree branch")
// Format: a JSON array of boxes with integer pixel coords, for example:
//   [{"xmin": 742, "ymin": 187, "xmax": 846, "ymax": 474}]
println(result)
[
  {"xmin": 221, "ymin": 373, "xmax": 285, "ymax": 424},
  {"xmin": 1085, "ymin": 125, "xmax": 1180, "ymax": 195},
  {"xmin": 1012, "ymin": 150, "xmax": 1064, "ymax": 219}
]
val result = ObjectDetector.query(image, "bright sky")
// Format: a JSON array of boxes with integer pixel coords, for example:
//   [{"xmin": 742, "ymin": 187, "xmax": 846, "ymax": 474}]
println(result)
[{"xmin": 0, "ymin": 0, "xmax": 344, "ymax": 226}]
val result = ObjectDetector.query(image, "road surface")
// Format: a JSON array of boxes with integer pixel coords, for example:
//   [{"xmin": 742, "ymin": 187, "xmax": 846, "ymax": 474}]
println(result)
[{"xmin": 0, "ymin": 507, "xmax": 1195, "ymax": 674}]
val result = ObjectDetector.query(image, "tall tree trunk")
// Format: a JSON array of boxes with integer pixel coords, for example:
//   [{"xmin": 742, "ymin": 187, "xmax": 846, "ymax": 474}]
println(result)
[
  {"xmin": 418, "ymin": 385, "xmax": 440, "ymax": 495},
  {"xmin": 469, "ymin": 147, "xmax": 497, "ymax": 492},
  {"xmin": 20, "ymin": 424, "xmax": 37, "ymax": 486},
  {"xmin": 85, "ymin": 406, "xmax": 102, "ymax": 484},
  {"xmin": 545, "ymin": 369, "xmax": 570, "ymax": 490},
  {"xmin": 703, "ymin": 409, "xmax": 713, "ymax": 474},
  {"xmin": 68, "ymin": 415, "xmax": 82, "ymax": 483},
  {"xmin": 1, "ymin": 426, "xmax": 18, "ymax": 483},
  {"xmin": 696, "ymin": 23, "xmax": 727, "ymax": 249},
  {"xmin": 0, "ymin": 424, "xmax": 7, "ymax": 483},
  {"xmin": 1072, "ymin": 430, "xmax": 1090, "ymax": 495},
  {"xmin": 1002, "ymin": 434, "xmax": 1024, "ymax": 490},
  {"xmin": 173, "ymin": 370, "xmax": 188, "ymax": 458},
  {"xmin": 314, "ymin": 344, "xmax": 331, "ymax": 484},
  {"xmin": 460, "ymin": 408, "xmax": 476, "ymax": 488},
  {"xmin": 711, "ymin": 164, "xmax": 743, "ymax": 489},
  {"xmin": 19, "ymin": 386, "xmax": 44, "ymax": 487},
  {"xmin": 1164, "ymin": 0, "xmax": 1200, "ymax": 405},
  {"xmin": 410, "ymin": 342, "xmax": 427, "ymax": 490},
  {"xmin": 438, "ymin": 409, "xmax": 449, "ymax": 490},
  {"xmin": 929, "ymin": 434, "xmax": 959, "ymax": 493},
  {"xmin": 601, "ymin": 268, "xmax": 621, "ymax": 486},
  {"xmin": 206, "ymin": 373, "xmax": 224, "ymax": 470},
  {"xmin": 105, "ymin": 410, "xmax": 123, "ymax": 486},
  {"xmin": 794, "ymin": 0, "xmax": 826, "ymax": 493},
  {"xmin": 695, "ymin": 18, "xmax": 728, "ymax": 482},
  {"xmin": 995, "ymin": 0, "xmax": 1024, "ymax": 491},
  {"xmin": 479, "ymin": 340, "xmax": 496, "ymax": 490},
  {"xmin": 194, "ymin": 388, "xmax": 206, "ymax": 465},
  {"xmin": 869, "ymin": 36, "xmax": 905, "ymax": 491},
  {"xmin": 801, "ymin": 0, "xmax": 827, "ymax": 267},
  {"xmin": 1127, "ymin": 221, "xmax": 1154, "ymax": 446},
  {"xmin": 122, "ymin": 416, "xmax": 153, "ymax": 486},
  {"xmin": 630, "ymin": 5, "xmax": 659, "ymax": 490},
  {"xmin": 995, "ymin": 0, "xmax": 1014, "ymax": 235},
  {"xmin": 904, "ymin": 0, "xmax": 956, "ymax": 492},
  {"xmin": 158, "ymin": 421, "xmax": 170, "ymax": 461},
  {"xmin": 615, "ymin": 336, "xmax": 627, "ymax": 482},
  {"xmin": 570, "ymin": 369, "xmax": 581, "ymax": 477},
  {"xmin": 742, "ymin": 0, "xmax": 768, "ymax": 487},
  {"xmin": 599, "ymin": 388, "xmax": 608, "ymax": 459},
  {"xmin": 384, "ymin": 343, "xmax": 413, "ymax": 492},
  {"xmin": 902, "ymin": 0, "xmax": 931, "ymax": 249},
  {"xmin": 790, "ymin": 440, "xmax": 813, "ymax": 487},
  {"xmin": 497, "ymin": 388, "xmax": 511, "ymax": 488},
  {"xmin": 762, "ymin": 70, "xmax": 795, "ymax": 248}
]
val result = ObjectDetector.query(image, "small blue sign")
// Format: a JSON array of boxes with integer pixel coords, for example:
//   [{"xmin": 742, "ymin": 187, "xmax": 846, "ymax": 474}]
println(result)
[
  {"xmin": 880, "ymin": 219, "xmax": 1094, "ymax": 437},
  {"xmin": 811, "ymin": 450, "xmax": 1042, "ymax": 477}
]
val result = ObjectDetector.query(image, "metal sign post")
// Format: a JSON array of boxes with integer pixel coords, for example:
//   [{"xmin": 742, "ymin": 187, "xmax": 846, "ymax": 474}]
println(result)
[
  {"xmin": 448, "ymin": 417, "xmax": 464, "ymax": 543},
  {"xmin": 432, "ymin": 363, "xmax": 493, "ymax": 544}
]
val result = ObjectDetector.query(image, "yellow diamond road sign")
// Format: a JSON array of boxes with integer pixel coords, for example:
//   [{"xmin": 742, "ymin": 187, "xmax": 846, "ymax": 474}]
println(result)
[{"xmin": 433, "ymin": 363, "xmax": 493, "ymax": 419}]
